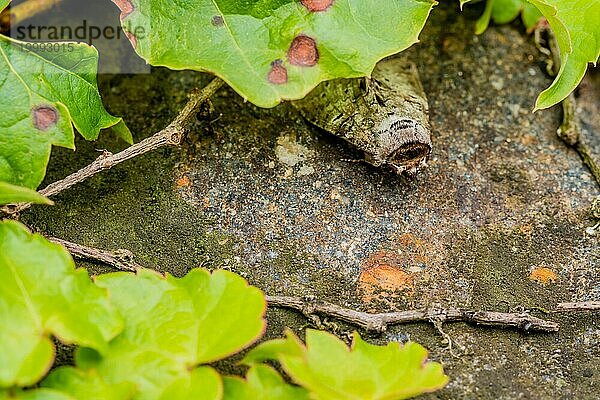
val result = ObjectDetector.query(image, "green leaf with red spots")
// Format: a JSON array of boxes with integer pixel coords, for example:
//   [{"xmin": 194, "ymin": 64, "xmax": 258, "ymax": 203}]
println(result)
[
  {"xmin": 113, "ymin": 0, "xmax": 436, "ymax": 108},
  {"xmin": 0, "ymin": 21, "xmax": 131, "ymax": 189},
  {"xmin": 243, "ymin": 329, "xmax": 448, "ymax": 400},
  {"xmin": 44, "ymin": 268, "xmax": 267, "ymax": 400}
]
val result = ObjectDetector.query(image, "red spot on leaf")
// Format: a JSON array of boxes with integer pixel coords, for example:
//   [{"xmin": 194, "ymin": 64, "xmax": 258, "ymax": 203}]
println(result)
[
  {"xmin": 125, "ymin": 31, "xmax": 137, "ymax": 49},
  {"xmin": 211, "ymin": 15, "xmax": 224, "ymax": 27},
  {"xmin": 268, "ymin": 60, "xmax": 288, "ymax": 84},
  {"xmin": 112, "ymin": 0, "xmax": 135, "ymax": 21},
  {"xmin": 301, "ymin": 0, "xmax": 334, "ymax": 12},
  {"xmin": 288, "ymin": 35, "xmax": 319, "ymax": 67},
  {"xmin": 32, "ymin": 106, "xmax": 58, "ymax": 131}
]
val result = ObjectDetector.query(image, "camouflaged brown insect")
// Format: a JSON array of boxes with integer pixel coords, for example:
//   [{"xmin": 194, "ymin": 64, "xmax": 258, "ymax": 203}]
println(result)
[{"xmin": 293, "ymin": 58, "xmax": 432, "ymax": 174}]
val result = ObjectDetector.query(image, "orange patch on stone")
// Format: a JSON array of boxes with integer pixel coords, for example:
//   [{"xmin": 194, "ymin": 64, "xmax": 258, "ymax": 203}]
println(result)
[
  {"xmin": 357, "ymin": 250, "xmax": 415, "ymax": 304},
  {"xmin": 518, "ymin": 224, "xmax": 533, "ymax": 238},
  {"xmin": 176, "ymin": 175, "xmax": 191, "ymax": 188},
  {"xmin": 529, "ymin": 267, "xmax": 558, "ymax": 285},
  {"xmin": 288, "ymin": 35, "xmax": 319, "ymax": 67},
  {"xmin": 300, "ymin": 0, "xmax": 334, "ymax": 12}
]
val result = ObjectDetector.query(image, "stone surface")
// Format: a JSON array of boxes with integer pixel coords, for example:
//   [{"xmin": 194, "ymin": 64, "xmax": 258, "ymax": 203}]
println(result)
[{"xmin": 24, "ymin": 3, "xmax": 599, "ymax": 399}]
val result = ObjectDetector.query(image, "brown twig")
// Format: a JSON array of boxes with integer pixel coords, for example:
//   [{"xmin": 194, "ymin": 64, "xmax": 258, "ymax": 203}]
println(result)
[
  {"xmin": 45, "ymin": 238, "xmax": 600, "ymax": 334},
  {"xmin": 47, "ymin": 236, "xmax": 142, "ymax": 272},
  {"xmin": 558, "ymin": 94, "xmax": 600, "ymax": 187},
  {"xmin": 555, "ymin": 301, "xmax": 600, "ymax": 312},
  {"xmin": 265, "ymin": 296, "xmax": 560, "ymax": 333},
  {"xmin": 3, "ymin": 78, "xmax": 223, "ymax": 215}
]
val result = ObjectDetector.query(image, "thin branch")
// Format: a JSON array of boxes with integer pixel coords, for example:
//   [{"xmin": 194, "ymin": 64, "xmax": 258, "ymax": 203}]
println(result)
[
  {"xmin": 47, "ymin": 237, "xmax": 600, "ymax": 334},
  {"xmin": 265, "ymin": 296, "xmax": 560, "ymax": 333},
  {"xmin": 558, "ymin": 94, "xmax": 600, "ymax": 187},
  {"xmin": 3, "ymin": 78, "xmax": 223, "ymax": 215},
  {"xmin": 555, "ymin": 301, "xmax": 600, "ymax": 312},
  {"xmin": 47, "ymin": 236, "xmax": 142, "ymax": 272}
]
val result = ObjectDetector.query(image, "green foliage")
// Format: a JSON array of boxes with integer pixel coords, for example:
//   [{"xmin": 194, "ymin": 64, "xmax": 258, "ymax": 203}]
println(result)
[
  {"xmin": 244, "ymin": 329, "xmax": 449, "ymax": 400},
  {"xmin": 464, "ymin": 0, "xmax": 600, "ymax": 109},
  {"xmin": 0, "ymin": 2, "xmax": 131, "ymax": 190},
  {"xmin": 0, "ymin": 388, "xmax": 73, "ymax": 400},
  {"xmin": 528, "ymin": 0, "xmax": 600, "ymax": 110},
  {"xmin": 0, "ymin": 182, "xmax": 52, "ymax": 205},
  {"xmin": 115, "ymin": 0, "xmax": 436, "ymax": 107},
  {"xmin": 473, "ymin": 0, "xmax": 542, "ymax": 34},
  {"xmin": 44, "ymin": 268, "xmax": 266, "ymax": 399},
  {"xmin": 223, "ymin": 365, "xmax": 311, "ymax": 400},
  {"xmin": 0, "ymin": 221, "xmax": 122, "ymax": 388},
  {"xmin": 0, "ymin": 221, "xmax": 446, "ymax": 399}
]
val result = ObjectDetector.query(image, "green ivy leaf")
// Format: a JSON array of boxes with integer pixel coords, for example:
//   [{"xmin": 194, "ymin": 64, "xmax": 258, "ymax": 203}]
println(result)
[
  {"xmin": 244, "ymin": 329, "xmax": 448, "ymax": 400},
  {"xmin": 0, "ymin": 221, "xmax": 123, "ymax": 388},
  {"xmin": 42, "ymin": 369, "xmax": 136, "ymax": 400},
  {"xmin": 0, "ymin": 389, "xmax": 74, "ymax": 400},
  {"xmin": 0, "ymin": 181, "xmax": 52, "ymax": 205},
  {"xmin": 223, "ymin": 365, "xmax": 311, "ymax": 400},
  {"xmin": 45, "ymin": 268, "xmax": 266, "ymax": 399},
  {"xmin": 528, "ymin": 0, "xmax": 600, "ymax": 110},
  {"xmin": 474, "ymin": 0, "xmax": 542, "ymax": 34},
  {"xmin": 114, "ymin": 0, "xmax": 436, "ymax": 108},
  {"xmin": 0, "ymin": 3, "xmax": 131, "ymax": 189},
  {"xmin": 464, "ymin": 0, "xmax": 599, "ymax": 109}
]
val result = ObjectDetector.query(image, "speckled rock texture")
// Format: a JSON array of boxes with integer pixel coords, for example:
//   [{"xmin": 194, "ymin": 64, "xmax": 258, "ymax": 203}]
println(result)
[{"xmin": 24, "ymin": 3, "xmax": 598, "ymax": 399}]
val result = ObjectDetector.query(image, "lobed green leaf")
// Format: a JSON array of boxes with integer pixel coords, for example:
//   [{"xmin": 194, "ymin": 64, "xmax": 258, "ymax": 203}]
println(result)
[
  {"xmin": 474, "ymin": 0, "xmax": 542, "ymax": 34},
  {"xmin": 244, "ymin": 329, "xmax": 448, "ymax": 400},
  {"xmin": 464, "ymin": 0, "xmax": 599, "ymax": 109},
  {"xmin": 0, "ymin": 389, "xmax": 74, "ymax": 400},
  {"xmin": 223, "ymin": 365, "xmax": 311, "ymax": 400},
  {"xmin": 44, "ymin": 268, "xmax": 266, "ymax": 400},
  {"xmin": 528, "ymin": 0, "xmax": 600, "ymax": 110},
  {"xmin": 0, "ymin": 0, "xmax": 131, "ymax": 189},
  {"xmin": 114, "ymin": 0, "xmax": 437, "ymax": 107},
  {"xmin": 0, "ymin": 181, "xmax": 52, "ymax": 205},
  {"xmin": 0, "ymin": 221, "xmax": 123, "ymax": 388}
]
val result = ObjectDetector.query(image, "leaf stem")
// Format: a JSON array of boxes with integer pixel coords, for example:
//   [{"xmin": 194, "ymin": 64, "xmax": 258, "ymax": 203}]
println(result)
[{"xmin": 3, "ymin": 77, "xmax": 224, "ymax": 215}]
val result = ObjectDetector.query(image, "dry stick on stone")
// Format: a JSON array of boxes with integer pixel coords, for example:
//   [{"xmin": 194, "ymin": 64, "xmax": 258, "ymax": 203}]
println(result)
[
  {"xmin": 48, "ymin": 236, "xmax": 142, "ymax": 272},
  {"xmin": 51, "ymin": 238, "xmax": 600, "ymax": 333},
  {"xmin": 3, "ymin": 78, "xmax": 224, "ymax": 215},
  {"xmin": 266, "ymin": 295, "xmax": 560, "ymax": 333},
  {"xmin": 555, "ymin": 301, "xmax": 600, "ymax": 312}
]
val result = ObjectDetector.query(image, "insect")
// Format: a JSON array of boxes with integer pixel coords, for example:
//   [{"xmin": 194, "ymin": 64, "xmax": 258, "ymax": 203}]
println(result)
[{"xmin": 293, "ymin": 58, "xmax": 432, "ymax": 175}]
